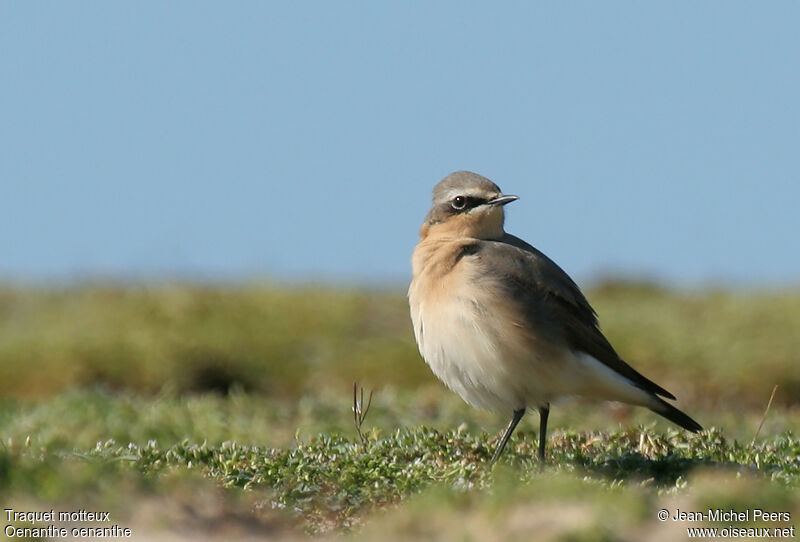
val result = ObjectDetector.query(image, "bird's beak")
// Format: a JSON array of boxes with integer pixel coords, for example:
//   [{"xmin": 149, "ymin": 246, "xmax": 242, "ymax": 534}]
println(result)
[{"xmin": 488, "ymin": 194, "xmax": 519, "ymax": 206}]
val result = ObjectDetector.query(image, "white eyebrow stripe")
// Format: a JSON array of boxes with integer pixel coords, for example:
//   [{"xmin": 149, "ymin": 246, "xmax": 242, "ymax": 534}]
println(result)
[{"xmin": 443, "ymin": 187, "xmax": 496, "ymax": 201}]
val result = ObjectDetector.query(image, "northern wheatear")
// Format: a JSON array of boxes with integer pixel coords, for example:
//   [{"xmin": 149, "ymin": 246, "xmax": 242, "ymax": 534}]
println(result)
[{"xmin": 408, "ymin": 171, "xmax": 702, "ymax": 463}]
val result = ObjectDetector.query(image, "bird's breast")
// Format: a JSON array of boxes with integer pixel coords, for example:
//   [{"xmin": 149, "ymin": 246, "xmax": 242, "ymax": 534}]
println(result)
[{"xmin": 408, "ymin": 239, "xmax": 541, "ymax": 412}]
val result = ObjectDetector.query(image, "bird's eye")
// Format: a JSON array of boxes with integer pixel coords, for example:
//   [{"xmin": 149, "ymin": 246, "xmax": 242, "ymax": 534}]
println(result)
[{"xmin": 451, "ymin": 196, "xmax": 467, "ymax": 210}]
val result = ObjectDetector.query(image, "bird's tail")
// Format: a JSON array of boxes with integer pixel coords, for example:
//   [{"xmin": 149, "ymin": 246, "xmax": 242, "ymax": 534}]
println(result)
[{"xmin": 650, "ymin": 397, "xmax": 703, "ymax": 433}]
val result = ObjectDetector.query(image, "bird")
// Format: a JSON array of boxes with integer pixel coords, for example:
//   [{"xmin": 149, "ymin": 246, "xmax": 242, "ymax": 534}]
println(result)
[{"xmin": 408, "ymin": 171, "xmax": 702, "ymax": 464}]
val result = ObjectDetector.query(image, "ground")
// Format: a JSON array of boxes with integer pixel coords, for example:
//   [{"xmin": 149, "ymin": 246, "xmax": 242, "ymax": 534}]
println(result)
[{"xmin": 1, "ymin": 282, "xmax": 798, "ymax": 540}]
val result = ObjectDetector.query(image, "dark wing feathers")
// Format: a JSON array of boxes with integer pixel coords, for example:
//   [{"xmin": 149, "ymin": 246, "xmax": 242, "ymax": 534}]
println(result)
[{"xmin": 479, "ymin": 234, "xmax": 677, "ymax": 401}]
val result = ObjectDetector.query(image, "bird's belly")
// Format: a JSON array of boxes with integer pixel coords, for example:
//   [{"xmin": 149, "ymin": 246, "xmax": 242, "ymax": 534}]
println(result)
[{"xmin": 411, "ymin": 292, "xmax": 552, "ymax": 413}]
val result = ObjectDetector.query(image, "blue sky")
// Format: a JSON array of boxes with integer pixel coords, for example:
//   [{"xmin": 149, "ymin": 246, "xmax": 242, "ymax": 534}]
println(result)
[{"xmin": 2, "ymin": 2, "xmax": 798, "ymax": 286}]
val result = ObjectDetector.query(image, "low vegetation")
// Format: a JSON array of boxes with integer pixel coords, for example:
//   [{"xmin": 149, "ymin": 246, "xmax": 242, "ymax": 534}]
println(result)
[{"xmin": 1, "ymin": 282, "xmax": 799, "ymax": 539}]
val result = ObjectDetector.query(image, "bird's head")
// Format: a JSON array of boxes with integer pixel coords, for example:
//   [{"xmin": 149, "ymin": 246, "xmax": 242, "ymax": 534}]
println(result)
[{"xmin": 420, "ymin": 171, "xmax": 518, "ymax": 240}]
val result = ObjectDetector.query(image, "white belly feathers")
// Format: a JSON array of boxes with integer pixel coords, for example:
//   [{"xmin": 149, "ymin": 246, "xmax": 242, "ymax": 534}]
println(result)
[{"xmin": 408, "ymin": 258, "xmax": 554, "ymax": 413}]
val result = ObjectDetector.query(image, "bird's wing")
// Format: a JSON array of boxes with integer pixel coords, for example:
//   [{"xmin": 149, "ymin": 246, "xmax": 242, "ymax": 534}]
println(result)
[{"xmin": 474, "ymin": 234, "xmax": 676, "ymax": 400}]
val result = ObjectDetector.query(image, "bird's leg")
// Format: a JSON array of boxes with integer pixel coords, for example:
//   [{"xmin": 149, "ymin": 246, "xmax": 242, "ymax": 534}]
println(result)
[
  {"xmin": 537, "ymin": 403, "xmax": 550, "ymax": 462},
  {"xmin": 491, "ymin": 408, "xmax": 525, "ymax": 464}
]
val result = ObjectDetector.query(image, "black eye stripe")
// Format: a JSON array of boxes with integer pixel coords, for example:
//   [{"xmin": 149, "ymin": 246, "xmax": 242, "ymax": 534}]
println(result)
[{"xmin": 450, "ymin": 196, "xmax": 484, "ymax": 211}]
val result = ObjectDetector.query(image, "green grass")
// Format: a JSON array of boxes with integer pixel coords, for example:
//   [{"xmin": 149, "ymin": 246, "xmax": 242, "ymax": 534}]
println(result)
[
  {"xmin": 1, "ymin": 282, "xmax": 799, "ymax": 539},
  {"xmin": 1, "ymin": 389, "xmax": 798, "ymax": 538},
  {"xmin": 2, "ymin": 282, "xmax": 800, "ymax": 406}
]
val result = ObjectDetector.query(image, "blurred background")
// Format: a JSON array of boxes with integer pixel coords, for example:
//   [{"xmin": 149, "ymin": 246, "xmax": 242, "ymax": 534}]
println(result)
[
  {"xmin": 2, "ymin": 2, "xmax": 799, "ymax": 286},
  {"xmin": 1, "ymin": 2, "xmax": 798, "ymax": 418}
]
